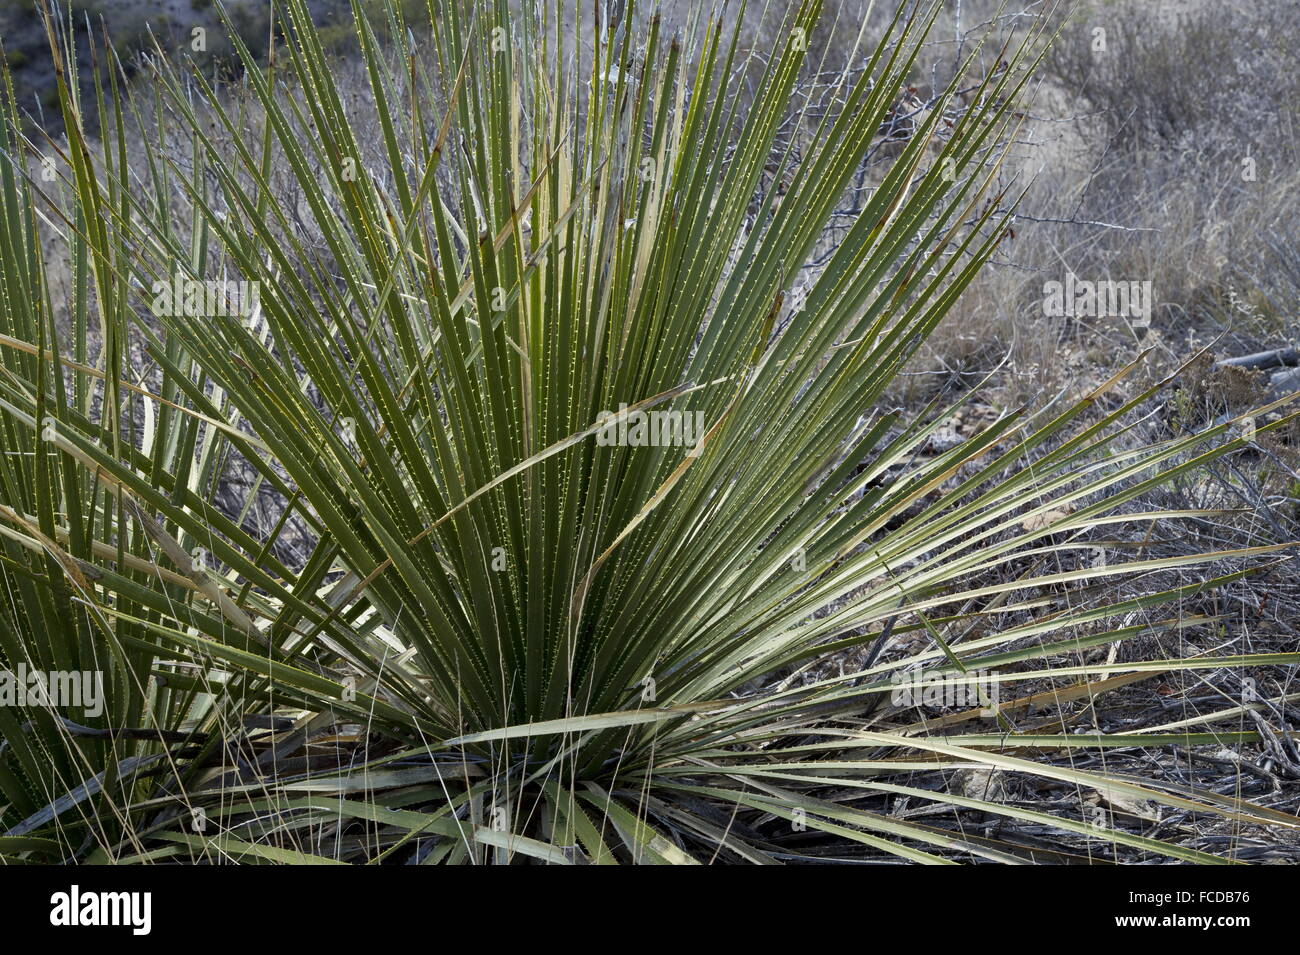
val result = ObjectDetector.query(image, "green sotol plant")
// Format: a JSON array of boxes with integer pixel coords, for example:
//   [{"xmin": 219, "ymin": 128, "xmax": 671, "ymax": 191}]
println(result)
[{"xmin": 0, "ymin": 0, "xmax": 1297, "ymax": 863}]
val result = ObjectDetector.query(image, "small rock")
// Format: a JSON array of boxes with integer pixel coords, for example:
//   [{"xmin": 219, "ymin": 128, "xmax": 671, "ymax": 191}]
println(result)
[{"xmin": 1269, "ymin": 366, "xmax": 1300, "ymax": 400}]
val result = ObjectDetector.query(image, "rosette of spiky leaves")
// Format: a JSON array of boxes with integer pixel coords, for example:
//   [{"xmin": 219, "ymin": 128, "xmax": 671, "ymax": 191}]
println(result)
[{"xmin": 0, "ymin": 0, "xmax": 1296, "ymax": 863}]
